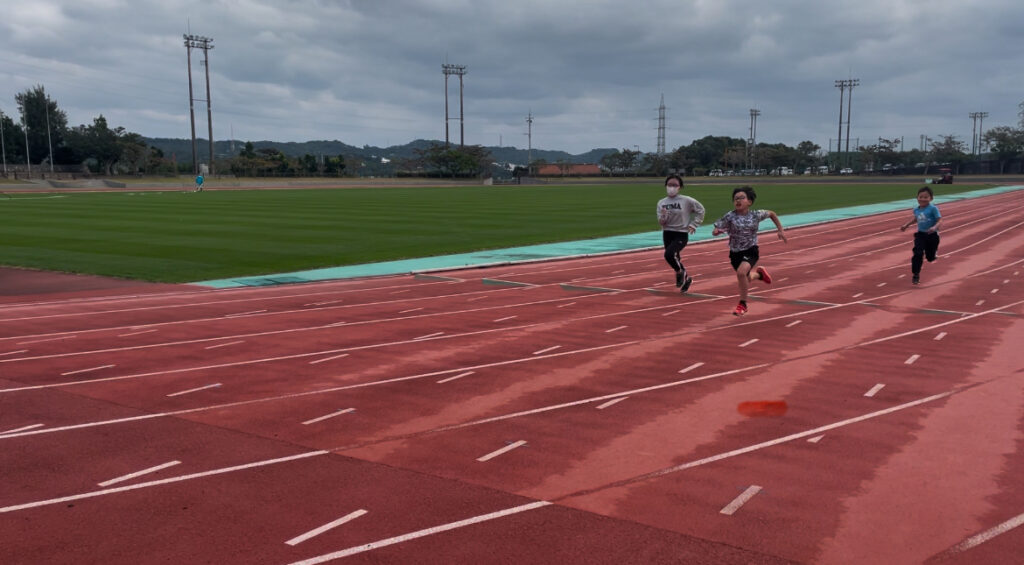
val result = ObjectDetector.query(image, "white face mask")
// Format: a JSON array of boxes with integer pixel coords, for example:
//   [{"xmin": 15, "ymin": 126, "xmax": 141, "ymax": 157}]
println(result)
[{"xmin": 666, "ymin": 185, "xmax": 680, "ymax": 197}]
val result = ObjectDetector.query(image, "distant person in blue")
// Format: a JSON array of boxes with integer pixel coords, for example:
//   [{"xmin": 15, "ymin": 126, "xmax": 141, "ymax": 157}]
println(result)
[
  {"xmin": 194, "ymin": 174, "xmax": 204, "ymax": 192},
  {"xmin": 900, "ymin": 186, "xmax": 942, "ymax": 285}
]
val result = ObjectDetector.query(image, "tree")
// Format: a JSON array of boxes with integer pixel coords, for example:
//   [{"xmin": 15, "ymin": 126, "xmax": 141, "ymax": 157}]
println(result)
[
  {"xmin": 982, "ymin": 126, "xmax": 1024, "ymax": 174},
  {"xmin": 64, "ymin": 115, "xmax": 123, "ymax": 175},
  {"xmin": 928, "ymin": 135, "xmax": 969, "ymax": 174},
  {"xmin": 415, "ymin": 143, "xmax": 491, "ymax": 177},
  {"xmin": 15, "ymin": 85, "xmax": 68, "ymax": 165}
]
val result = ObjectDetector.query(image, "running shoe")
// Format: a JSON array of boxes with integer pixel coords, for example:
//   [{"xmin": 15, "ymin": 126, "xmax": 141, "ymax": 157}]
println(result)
[
  {"xmin": 680, "ymin": 276, "xmax": 693, "ymax": 293},
  {"xmin": 912, "ymin": 274, "xmax": 920, "ymax": 285},
  {"xmin": 756, "ymin": 266, "xmax": 772, "ymax": 284},
  {"xmin": 733, "ymin": 302, "xmax": 748, "ymax": 316},
  {"xmin": 675, "ymin": 271, "xmax": 685, "ymax": 287}
]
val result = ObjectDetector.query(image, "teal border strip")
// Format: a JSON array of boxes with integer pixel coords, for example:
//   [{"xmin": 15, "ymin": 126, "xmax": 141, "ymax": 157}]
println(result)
[{"xmin": 195, "ymin": 185, "xmax": 1023, "ymax": 288}]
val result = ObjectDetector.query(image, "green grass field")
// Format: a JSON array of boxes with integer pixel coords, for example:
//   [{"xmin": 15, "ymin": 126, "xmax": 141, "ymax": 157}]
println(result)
[{"xmin": 0, "ymin": 182, "xmax": 991, "ymax": 283}]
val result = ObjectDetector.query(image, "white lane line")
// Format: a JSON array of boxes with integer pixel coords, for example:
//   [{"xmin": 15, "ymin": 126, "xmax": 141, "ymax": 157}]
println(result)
[
  {"xmin": 555, "ymin": 302, "xmax": 576, "ymax": 308},
  {"xmin": 493, "ymin": 315, "xmax": 517, "ymax": 322},
  {"xmin": 605, "ymin": 325, "xmax": 627, "ymax": 333},
  {"xmin": 0, "ymin": 450, "xmax": 327, "ymax": 514},
  {"xmin": 976, "ymin": 300, "xmax": 985, "ymax": 306},
  {"xmin": 934, "ymin": 332, "xmax": 947, "ymax": 341},
  {"xmin": 98, "ymin": 461, "xmax": 181, "ymax": 487},
  {"xmin": 166, "ymin": 383, "xmax": 221, "ymax": 397},
  {"xmin": 864, "ymin": 384, "xmax": 885, "ymax": 397},
  {"xmin": 678, "ymin": 362, "xmax": 704, "ymax": 374},
  {"xmin": 876, "ymin": 282, "xmax": 887, "ymax": 288},
  {"xmin": 612, "ymin": 269, "xmax": 625, "ymax": 274},
  {"xmin": 852, "ymin": 293, "xmax": 864, "ymax": 298},
  {"xmin": 1004, "ymin": 279, "xmax": 1011, "ymax": 285},
  {"xmin": 596, "ymin": 397, "xmax": 628, "ymax": 410},
  {"xmin": 223, "ymin": 310, "xmax": 267, "ymax": 318},
  {"xmin": 414, "ymin": 331, "xmax": 445, "ymax": 340},
  {"xmin": 661, "ymin": 309, "xmax": 680, "ymax": 317},
  {"xmin": 399, "ymin": 308, "xmax": 423, "ymax": 314},
  {"xmin": 390, "ymin": 289, "xmax": 410, "ymax": 295},
  {"xmin": 990, "ymin": 288, "xmax": 999, "ymax": 294},
  {"xmin": 17, "ymin": 336, "xmax": 74, "ymax": 345},
  {"xmin": 897, "ymin": 274, "xmax": 906, "ymax": 279},
  {"xmin": 739, "ymin": 339, "xmax": 759, "ymax": 348},
  {"xmin": 477, "ymin": 440, "xmax": 527, "ymax": 462},
  {"xmin": 466, "ymin": 296, "xmax": 488, "ymax": 302},
  {"xmin": 302, "ymin": 408, "xmax": 355, "ymax": 426},
  {"xmin": 532, "ymin": 345, "xmax": 561, "ymax": 355},
  {"xmin": 437, "ymin": 371, "xmax": 474, "ymax": 384},
  {"xmin": 807, "ymin": 435, "xmax": 824, "ymax": 443},
  {"xmin": 720, "ymin": 485, "xmax": 763, "ymax": 515},
  {"xmin": 0, "ymin": 349, "xmax": 28, "ymax": 357},
  {"xmin": 310, "ymin": 299, "xmax": 344, "ymax": 306},
  {"xmin": 204, "ymin": 340, "xmax": 244, "ymax": 350},
  {"xmin": 288, "ymin": 501, "xmax": 551, "ymax": 564},
  {"xmin": 949, "ymin": 510, "xmax": 1024, "ymax": 554},
  {"xmin": 286, "ymin": 509, "xmax": 369, "ymax": 546},
  {"xmin": 326, "ymin": 321, "xmax": 347, "ymax": 327},
  {"xmin": 309, "ymin": 353, "xmax": 349, "ymax": 365},
  {"xmin": 1, "ymin": 423, "xmax": 44, "ymax": 435},
  {"xmin": 905, "ymin": 354, "xmax": 920, "ymax": 365},
  {"xmin": 118, "ymin": 329, "xmax": 157, "ymax": 337},
  {"xmin": 61, "ymin": 364, "xmax": 115, "ymax": 376},
  {"xmin": 785, "ymin": 320, "xmax": 802, "ymax": 328}
]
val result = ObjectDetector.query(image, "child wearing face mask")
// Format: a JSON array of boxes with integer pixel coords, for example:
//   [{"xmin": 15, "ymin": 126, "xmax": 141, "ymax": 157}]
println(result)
[{"xmin": 657, "ymin": 174, "xmax": 705, "ymax": 293}]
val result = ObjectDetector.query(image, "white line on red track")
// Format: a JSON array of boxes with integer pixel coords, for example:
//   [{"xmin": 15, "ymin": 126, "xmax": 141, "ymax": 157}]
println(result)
[
  {"xmin": 905, "ymin": 354, "xmax": 920, "ymax": 365},
  {"xmin": 286, "ymin": 509, "xmax": 368, "ymax": 546},
  {"xmin": 0, "ymin": 349, "xmax": 28, "ymax": 357},
  {"xmin": 17, "ymin": 336, "xmax": 74, "ymax": 345},
  {"xmin": 399, "ymin": 308, "xmax": 423, "ymax": 314},
  {"xmin": 532, "ymin": 345, "xmax": 561, "ymax": 355},
  {"xmin": 204, "ymin": 340, "xmax": 244, "ymax": 350},
  {"xmin": 302, "ymin": 408, "xmax": 355, "ymax": 425},
  {"xmin": 948, "ymin": 510, "xmax": 1024, "ymax": 554},
  {"xmin": 61, "ymin": 364, "xmax": 114, "ymax": 376},
  {"xmin": 98, "ymin": 461, "xmax": 181, "ymax": 487},
  {"xmin": 679, "ymin": 362, "xmax": 704, "ymax": 374},
  {"xmin": 493, "ymin": 315, "xmax": 517, "ymax": 322},
  {"xmin": 739, "ymin": 339, "xmax": 759, "ymax": 348},
  {"xmin": 976, "ymin": 300, "xmax": 985, "ymax": 306},
  {"xmin": 661, "ymin": 309, "xmax": 679, "ymax": 316},
  {"xmin": 118, "ymin": 329, "xmax": 157, "ymax": 337},
  {"xmin": 308, "ymin": 353, "xmax": 349, "ymax": 365},
  {"xmin": 720, "ymin": 485, "xmax": 762, "ymax": 515},
  {"xmin": 852, "ymin": 293, "xmax": 864, "ymax": 298},
  {"xmin": 876, "ymin": 282, "xmax": 887, "ymax": 288},
  {"xmin": 785, "ymin": 320, "xmax": 802, "ymax": 327},
  {"xmin": 223, "ymin": 310, "xmax": 267, "ymax": 318},
  {"xmin": 605, "ymin": 325, "xmax": 627, "ymax": 333},
  {"xmin": 596, "ymin": 397, "xmax": 628, "ymax": 410},
  {"xmin": 990, "ymin": 288, "xmax": 999, "ymax": 294},
  {"xmin": 556, "ymin": 302, "xmax": 576, "ymax": 308},
  {"xmin": 477, "ymin": 440, "xmax": 527, "ymax": 462},
  {"xmin": 0, "ymin": 423, "xmax": 43, "ymax": 435},
  {"xmin": 0, "ymin": 450, "xmax": 328, "ymax": 514},
  {"xmin": 437, "ymin": 371, "xmax": 474, "ymax": 384},
  {"xmin": 167, "ymin": 383, "xmax": 221, "ymax": 397},
  {"xmin": 934, "ymin": 332, "xmax": 947, "ymax": 340},
  {"xmin": 414, "ymin": 331, "xmax": 445, "ymax": 340},
  {"xmin": 288, "ymin": 501, "xmax": 552, "ymax": 564},
  {"xmin": 864, "ymin": 384, "xmax": 885, "ymax": 397},
  {"xmin": 807, "ymin": 435, "xmax": 824, "ymax": 443}
]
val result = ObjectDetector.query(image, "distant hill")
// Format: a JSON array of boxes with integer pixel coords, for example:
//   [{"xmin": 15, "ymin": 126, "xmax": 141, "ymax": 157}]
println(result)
[{"xmin": 143, "ymin": 137, "xmax": 617, "ymax": 166}]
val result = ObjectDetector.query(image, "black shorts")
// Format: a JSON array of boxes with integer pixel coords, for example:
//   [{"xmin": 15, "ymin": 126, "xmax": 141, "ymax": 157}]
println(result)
[{"xmin": 729, "ymin": 246, "xmax": 759, "ymax": 270}]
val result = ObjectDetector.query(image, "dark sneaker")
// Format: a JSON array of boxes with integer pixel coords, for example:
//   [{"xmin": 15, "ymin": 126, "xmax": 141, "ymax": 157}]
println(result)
[
  {"xmin": 733, "ymin": 302, "xmax": 748, "ymax": 316},
  {"xmin": 680, "ymin": 276, "xmax": 693, "ymax": 293},
  {"xmin": 675, "ymin": 271, "xmax": 684, "ymax": 287},
  {"xmin": 755, "ymin": 266, "xmax": 772, "ymax": 284},
  {"xmin": 912, "ymin": 274, "xmax": 920, "ymax": 285}
]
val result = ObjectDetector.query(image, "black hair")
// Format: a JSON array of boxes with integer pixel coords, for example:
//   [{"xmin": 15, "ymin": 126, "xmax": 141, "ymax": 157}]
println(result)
[
  {"xmin": 917, "ymin": 186, "xmax": 934, "ymax": 198},
  {"xmin": 732, "ymin": 186, "xmax": 756, "ymax": 203},
  {"xmin": 664, "ymin": 174, "xmax": 684, "ymax": 187}
]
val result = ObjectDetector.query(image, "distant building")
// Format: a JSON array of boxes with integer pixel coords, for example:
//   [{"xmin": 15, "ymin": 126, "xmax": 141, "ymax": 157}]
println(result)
[{"xmin": 535, "ymin": 163, "xmax": 602, "ymax": 176}]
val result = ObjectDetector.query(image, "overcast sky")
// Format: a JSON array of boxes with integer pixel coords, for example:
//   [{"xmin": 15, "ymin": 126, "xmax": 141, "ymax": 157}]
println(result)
[{"xmin": 2, "ymin": 0, "xmax": 1022, "ymax": 155}]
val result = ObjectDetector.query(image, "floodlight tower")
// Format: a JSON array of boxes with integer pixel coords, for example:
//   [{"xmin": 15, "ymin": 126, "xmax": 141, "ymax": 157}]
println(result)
[
  {"xmin": 835, "ymin": 78, "xmax": 858, "ymax": 167},
  {"xmin": 656, "ymin": 94, "xmax": 666, "ymax": 156},
  {"xmin": 184, "ymin": 34, "xmax": 214, "ymax": 175},
  {"xmin": 442, "ymin": 63, "xmax": 467, "ymax": 147},
  {"xmin": 747, "ymin": 108, "xmax": 760, "ymax": 169},
  {"xmin": 525, "ymin": 111, "xmax": 533, "ymax": 173},
  {"xmin": 0, "ymin": 109, "xmax": 6, "ymax": 176}
]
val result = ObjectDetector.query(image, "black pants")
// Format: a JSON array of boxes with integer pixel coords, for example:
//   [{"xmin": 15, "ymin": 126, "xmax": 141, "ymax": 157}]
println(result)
[
  {"xmin": 912, "ymin": 231, "xmax": 940, "ymax": 275},
  {"xmin": 663, "ymin": 230, "xmax": 689, "ymax": 273}
]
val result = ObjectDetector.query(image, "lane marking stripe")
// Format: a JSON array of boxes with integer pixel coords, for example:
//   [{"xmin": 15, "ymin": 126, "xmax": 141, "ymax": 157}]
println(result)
[
  {"xmin": 905, "ymin": 354, "xmax": 920, "ymax": 365},
  {"xmin": 679, "ymin": 362, "xmax": 704, "ymax": 374},
  {"xmin": 864, "ymin": 384, "xmax": 885, "ymax": 397},
  {"xmin": 309, "ymin": 353, "xmax": 349, "ymax": 365},
  {"xmin": 166, "ymin": 383, "xmax": 221, "ymax": 397},
  {"xmin": 437, "ymin": 371, "xmax": 474, "ymax": 384},
  {"xmin": 596, "ymin": 397, "xmax": 627, "ymax": 410},
  {"xmin": 205, "ymin": 340, "xmax": 244, "ymax": 350},
  {"xmin": 61, "ymin": 364, "xmax": 114, "ymax": 376},
  {"xmin": 302, "ymin": 408, "xmax": 355, "ymax": 426},
  {"xmin": 477, "ymin": 440, "xmax": 527, "ymax": 462},
  {"xmin": 720, "ymin": 485, "xmax": 763, "ymax": 515},
  {"xmin": 532, "ymin": 345, "xmax": 561, "ymax": 355},
  {"xmin": 98, "ymin": 461, "xmax": 181, "ymax": 487},
  {"xmin": 0, "ymin": 423, "xmax": 44, "ymax": 435},
  {"xmin": 286, "ymin": 509, "xmax": 369, "ymax": 546}
]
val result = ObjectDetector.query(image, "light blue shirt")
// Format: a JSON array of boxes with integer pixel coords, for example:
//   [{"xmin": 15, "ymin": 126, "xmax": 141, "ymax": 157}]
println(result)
[{"xmin": 914, "ymin": 203, "xmax": 940, "ymax": 232}]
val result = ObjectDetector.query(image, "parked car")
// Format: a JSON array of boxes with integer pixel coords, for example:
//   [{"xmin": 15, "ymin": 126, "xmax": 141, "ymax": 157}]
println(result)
[{"xmin": 840, "ymin": 167, "xmax": 853, "ymax": 175}]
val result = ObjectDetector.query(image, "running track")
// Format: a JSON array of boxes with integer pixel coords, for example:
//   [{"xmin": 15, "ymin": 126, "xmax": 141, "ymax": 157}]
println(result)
[{"xmin": 1, "ymin": 191, "xmax": 1023, "ymax": 564}]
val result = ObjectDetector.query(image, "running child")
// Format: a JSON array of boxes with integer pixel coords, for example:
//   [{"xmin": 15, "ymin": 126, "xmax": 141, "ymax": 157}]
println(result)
[
  {"xmin": 711, "ymin": 186, "xmax": 787, "ymax": 316},
  {"xmin": 899, "ymin": 186, "xmax": 942, "ymax": 285},
  {"xmin": 657, "ymin": 174, "xmax": 705, "ymax": 293}
]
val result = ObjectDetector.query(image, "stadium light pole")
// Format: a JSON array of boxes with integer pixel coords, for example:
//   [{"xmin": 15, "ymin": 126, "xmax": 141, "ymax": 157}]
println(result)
[
  {"xmin": 22, "ymin": 108, "xmax": 30, "ymax": 175},
  {"xmin": 184, "ymin": 34, "xmax": 214, "ymax": 176},
  {"xmin": 442, "ymin": 63, "xmax": 467, "ymax": 148},
  {"xmin": 0, "ymin": 109, "xmax": 7, "ymax": 176},
  {"xmin": 45, "ymin": 102, "xmax": 54, "ymax": 173},
  {"xmin": 834, "ymin": 80, "xmax": 845, "ymax": 168}
]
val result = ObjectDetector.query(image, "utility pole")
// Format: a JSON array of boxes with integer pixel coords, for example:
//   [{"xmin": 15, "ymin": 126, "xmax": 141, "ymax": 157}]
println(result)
[
  {"xmin": 656, "ymin": 94, "xmax": 666, "ymax": 156},
  {"xmin": 835, "ymin": 78, "xmax": 858, "ymax": 167},
  {"xmin": 442, "ymin": 63, "xmax": 467, "ymax": 147},
  {"xmin": 184, "ymin": 34, "xmax": 214, "ymax": 175},
  {"xmin": 22, "ymin": 108, "xmax": 30, "ymax": 175},
  {"xmin": 834, "ymin": 80, "xmax": 845, "ymax": 168},
  {"xmin": 747, "ymin": 108, "xmax": 760, "ymax": 169},
  {"xmin": 0, "ymin": 109, "xmax": 7, "ymax": 176},
  {"xmin": 45, "ymin": 102, "xmax": 54, "ymax": 173},
  {"xmin": 525, "ymin": 111, "xmax": 533, "ymax": 174},
  {"xmin": 976, "ymin": 111, "xmax": 987, "ymax": 154}
]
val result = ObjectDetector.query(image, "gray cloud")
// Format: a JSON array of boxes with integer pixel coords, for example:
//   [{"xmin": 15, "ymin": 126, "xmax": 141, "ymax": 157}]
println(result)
[{"xmin": 1, "ymin": 0, "xmax": 1021, "ymax": 154}]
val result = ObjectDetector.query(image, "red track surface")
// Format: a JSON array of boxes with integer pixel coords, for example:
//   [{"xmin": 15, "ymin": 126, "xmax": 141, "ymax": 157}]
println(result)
[{"xmin": 2, "ymin": 191, "xmax": 1023, "ymax": 564}]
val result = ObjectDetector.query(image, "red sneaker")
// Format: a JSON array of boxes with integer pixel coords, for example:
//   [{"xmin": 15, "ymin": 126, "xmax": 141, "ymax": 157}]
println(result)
[
  {"xmin": 756, "ymin": 266, "xmax": 772, "ymax": 284},
  {"xmin": 733, "ymin": 302, "xmax": 748, "ymax": 316}
]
